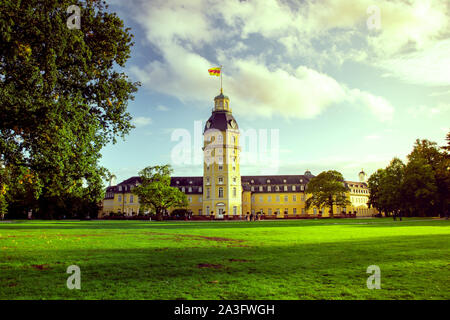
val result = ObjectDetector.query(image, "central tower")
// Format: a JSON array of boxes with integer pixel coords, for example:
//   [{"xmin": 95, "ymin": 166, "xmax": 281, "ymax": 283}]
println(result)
[{"xmin": 203, "ymin": 90, "xmax": 242, "ymax": 218}]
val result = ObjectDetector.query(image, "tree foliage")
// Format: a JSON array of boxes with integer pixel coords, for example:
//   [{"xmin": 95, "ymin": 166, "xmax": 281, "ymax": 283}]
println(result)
[
  {"xmin": 305, "ymin": 170, "xmax": 350, "ymax": 217},
  {"xmin": 132, "ymin": 165, "xmax": 188, "ymax": 221},
  {"xmin": 368, "ymin": 137, "xmax": 449, "ymax": 217},
  {"xmin": 0, "ymin": 0, "xmax": 139, "ymax": 217}
]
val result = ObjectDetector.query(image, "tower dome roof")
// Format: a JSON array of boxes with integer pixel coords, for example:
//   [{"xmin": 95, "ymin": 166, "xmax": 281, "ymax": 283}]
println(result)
[{"xmin": 204, "ymin": 111, "xmax": 238, "ymax": 132}]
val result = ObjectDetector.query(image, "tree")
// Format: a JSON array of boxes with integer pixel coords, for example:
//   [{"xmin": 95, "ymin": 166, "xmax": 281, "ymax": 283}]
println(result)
[
  {"xmin": 367, "ymin": 168, "xmax": 387, "ymax": 215},
  {"xmin": 305, "ymin": 170, "xmax": 350, "ymax": 217},
  {"xmin": 401, "ymin": 158, "xmax": 438, "ymax": 217},
  {"xmin": 407, "ymin": 139, "xmax": 449, "ymax": 217},
  {"xmin": 132, "ymin": 165, "xmax": 188, "ymax": 221},
  {"xmin": 0, "ymin": 1, "xmax": 139, "ymax": 215},
  {"xmin": 381, "ymin": 158, "xmax": 405, "ymax": 220}
]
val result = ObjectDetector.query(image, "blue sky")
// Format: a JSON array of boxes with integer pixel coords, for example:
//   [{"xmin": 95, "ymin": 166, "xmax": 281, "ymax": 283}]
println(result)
[{"xmin": 100, "ymin": 0, "xmax": 450, "ymax": 183}]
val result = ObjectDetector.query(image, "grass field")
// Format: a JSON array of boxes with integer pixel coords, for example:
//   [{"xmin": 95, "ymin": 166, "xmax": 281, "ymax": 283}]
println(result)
[{"xmin": 0, "ymin": 218, "xmax": 449, "ymax": 300}]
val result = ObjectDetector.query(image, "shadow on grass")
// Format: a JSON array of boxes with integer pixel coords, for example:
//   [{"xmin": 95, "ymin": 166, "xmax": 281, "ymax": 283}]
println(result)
[{"xmin": 1, "ymin": 233, "xmax": 449, "ymax": 299}]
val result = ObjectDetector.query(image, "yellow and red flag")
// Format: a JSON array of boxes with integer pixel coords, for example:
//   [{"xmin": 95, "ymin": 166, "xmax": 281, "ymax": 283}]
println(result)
[{"xmin": 208, "ymin": 67, "xmax": 221, "ymax": 77}]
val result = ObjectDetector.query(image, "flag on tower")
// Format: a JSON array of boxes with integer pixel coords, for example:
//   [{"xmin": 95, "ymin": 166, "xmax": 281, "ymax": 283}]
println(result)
[{"xmin": 208, "ymin": 67, "xmax": 221, "ymax": 76}]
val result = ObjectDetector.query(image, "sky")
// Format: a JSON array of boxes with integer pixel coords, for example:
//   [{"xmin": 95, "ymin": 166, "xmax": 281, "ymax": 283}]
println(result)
[{"xmin": 99, "ymin": 0, "xmax": 450, "ymax": 184}]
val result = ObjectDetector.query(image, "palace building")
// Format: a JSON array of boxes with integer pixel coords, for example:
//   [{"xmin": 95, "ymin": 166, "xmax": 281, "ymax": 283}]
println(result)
[{"xmin": 100, "ymin": 91, "xmax": 377, "ymax": 218}]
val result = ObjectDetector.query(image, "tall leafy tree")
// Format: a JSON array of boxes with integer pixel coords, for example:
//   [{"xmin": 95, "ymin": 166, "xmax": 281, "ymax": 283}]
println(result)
[
  {"xmin": 132, "ymin": 165, "xmax": 188, "ymax": 221},
  {"xmin": 401, "ymin": 158, "xmax": 438, "ymax": 217},
  {"xmin": 305, "ymin": 170, "xmax": 350, "ymax": 217},
  {"xmin": 407, "ymin": 139, "xmax": 449, "ymax": 217},
  {"xmin": 367, "ymin": 168, "xmax": 387, "ymax": 215},
  {"xmin": 381, "ymin": 158, "xmax": 405, "ymax": 219},
  {"xmin": 0, "ymin": 0, "xmax": 139, "ymax": 215}
]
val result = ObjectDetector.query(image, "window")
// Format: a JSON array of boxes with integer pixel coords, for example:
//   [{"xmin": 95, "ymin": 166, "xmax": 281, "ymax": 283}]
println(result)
[
  {"xmin": 292, "ymin": 185, "xmax": 296, "ymax": 191},
  {"xmin": 206, "ymin": 188, "xmax": 210, "ymax": 199},
  {"xmin": 301, "ymin": 185, "xmax": 304, "ymax": 191},
  {"xmin": 276, "ymin": 195, "xmax": 280, "ymax": 202},
  {"xmin": 118, "ymin": 195, "xmax": 122, "ymax": 202},
  {"xmin": 268, "ymin": 186, "xmax": 271, "ymax": 191},
  {"xmin": 251, "ymin": 196, "xmax": 255, "ymax": 203},
  {"xmin": 176, "ymin": 181, "xmax": 179, "ymax": 185},
  {"xmin": 302, "ymin": 208, "xmax": 305, "ymax": 215},
  {"xmin": 199, "ymin": 209, "xmax": 202, "ymax": 215},
  {"xmin": 259, "ymin": 196, "xmax": 263, "ymax": 203},
  {"xmin": 118, "ymin": 186, "xmax": 122, "ymax": 191},
  {"xmin": 233, "ymin": 187, "xmax": 237, "ymax": 197},
  {"xmin": 284, "ymin": 195, "xmax": 288, "ymax": 202},
  {"xmin": 181, "ymin": 187, "xmax": 185, "ymax": 192},
  {"xmin": 188, "ymin": 187, "xmax": 192, "ymax": 192},
  {"xmin": 293, "ymin": 208, "xmax": 297, "ymax": 215},
  {"xmin": 199, "ymin": 196, "xmax": 202, "ymax": 202},
  {"xmin": 268, "ymin": 208, "xmax": 272, "ymax": 215},
  {"xmin": 206, "ymin": 206, "xmax": 210, "ymax": 215},
  {"xmin": 233, "ymin": 177, "xmax": 237, "ymax": 183},
  {"xmin": 267, "ymin": 179, "xmax": 271, "ymax": 184},
  {"xmin": 293, "ymin": 195, "xmax": 297, "ymax": 202},
  {"xmin": 301, "ymin": 194, "xmax": 305, "ymax": 201},
  {"xmin": 268, "ymin": 195, "xmax": 271, "ymax": 202},
  {"xmin": 218, "ymin": 177, "xmax": 223, "ymax": 184},
  {"xmin": 313, "ymin": 208, "xmax": 317, "ymax": 215},
  {"xmin": 130, "ymin": 195, "xmax": 134, "ymax": 203},
  {"xmin": 206, "ymin": 165, "xmax": 209, "ymax": 171},
  {"xmin": 218, "ymin": 187, "xmax": 224, "ymax": 198},
  {"xmin": 233, "ymin": 166, "xmax": 236, "ymax": 171},
  {"xmin": 284, "ymin": 208, "xmax": 288, "ymax": 214},
  {"xmin": 199, "ymin": 187, "xmax": 202, "ymax": 192},
  {"xmin": 259, "ymin": 186, "xmax": 263, "ymax": 191},
  {"xmin": 275, "ymin": 186, "xmax": 280, "ymax": 191},
  {"xmin": 188, "ymin": 196, "xmax": 192, "ymax": 203},
  {"xmin": 218, "ymin": 165, "xmax": 223, "ymax": 170},
  {"xmin": 233, "ymin": 206, "xmax": 237, "ymax": 215},
  {"xmin": 251, "ymin": 186, "xmax": 255, "ymax": 191}
]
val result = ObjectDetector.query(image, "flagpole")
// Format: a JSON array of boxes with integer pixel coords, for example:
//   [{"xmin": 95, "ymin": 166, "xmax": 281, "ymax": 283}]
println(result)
[{"xmin": 220, "ymin": 65, "xmax": 223, "ymax": 94}]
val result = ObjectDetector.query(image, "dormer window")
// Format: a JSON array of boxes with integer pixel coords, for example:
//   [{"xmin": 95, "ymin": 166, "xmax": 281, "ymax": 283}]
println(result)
[
  {"xmin": 251, "ymin": 180, "xmax": 254, "ymax": 184},
  {"xmin": 189, "ymin": 181, "xmax": 192, "ymax": 184},
  {"xmin": 267, "ymin": 179, "xmax": 270, "ymax": 184},
  {"xmin": 176, "ymin": 181, "xmax": 179, "ymax": 185},
  {"xmin": 283, "ymin": 179, "xmax": 286, "ymax": 183}
]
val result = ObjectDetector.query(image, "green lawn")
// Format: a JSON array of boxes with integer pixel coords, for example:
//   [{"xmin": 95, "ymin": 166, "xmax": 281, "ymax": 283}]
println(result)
[{"xmin": 0, "ymin": 218, "xmax": 449, "ymax": 300}]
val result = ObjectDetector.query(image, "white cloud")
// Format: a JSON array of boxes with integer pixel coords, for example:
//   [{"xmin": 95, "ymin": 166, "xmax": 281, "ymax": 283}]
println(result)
[
  {"xmin": 408, "ymin": 104, "xmax": 450, "ymax": 118},
  {"xmin": 156, "ymin": 105, "xmax": 170, "ymax": 111},
  {"xmin": 122, "ymin": 0, "xmax": 450, "ymax": 121},
  {"xmin": 376, "ymin": 39, "xmax": 450, "ymax": 86},
  {"xmin": 132, "ymin": 116, "xmax": 152, "ymax": 127}
]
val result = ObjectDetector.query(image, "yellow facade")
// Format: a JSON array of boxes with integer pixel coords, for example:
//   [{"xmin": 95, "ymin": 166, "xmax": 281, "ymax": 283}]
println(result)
[{"xmin": 100, "ymin": 91, "xmax": 378, "ymax": 219}]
